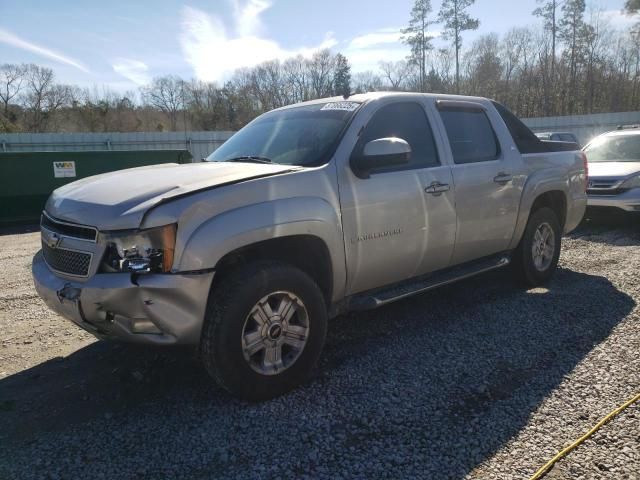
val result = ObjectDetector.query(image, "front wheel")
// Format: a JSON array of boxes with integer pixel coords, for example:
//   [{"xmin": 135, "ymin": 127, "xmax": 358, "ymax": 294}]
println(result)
[
  {"xmin": 200, "ymin": 262, "xmax": 327, "ymax": 401},
  {"xmin": 512, "ymin": 207, "xmax": 562, "ymax": 287}
]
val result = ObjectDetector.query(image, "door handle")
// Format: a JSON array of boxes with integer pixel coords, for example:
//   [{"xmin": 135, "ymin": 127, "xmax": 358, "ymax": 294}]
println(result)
[
  {"xmin": 493, "ymin": 172, "xmax": 513, "ymax": 184},
  {"xmin": 424, "ymin": 181, "xmax": 450, "ymax": 196}
]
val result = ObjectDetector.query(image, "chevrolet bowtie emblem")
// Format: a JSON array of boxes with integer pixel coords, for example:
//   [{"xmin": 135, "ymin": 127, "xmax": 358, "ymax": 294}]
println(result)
[{"xmin": 46, "ymin": 232, "xmax": 62, "ymax": 249}]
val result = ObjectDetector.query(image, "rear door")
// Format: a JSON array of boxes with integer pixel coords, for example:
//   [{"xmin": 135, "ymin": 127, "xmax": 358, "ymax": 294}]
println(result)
[{"xmin": 434, "ymin": 100, "xmax": 520, "ymax": 265}]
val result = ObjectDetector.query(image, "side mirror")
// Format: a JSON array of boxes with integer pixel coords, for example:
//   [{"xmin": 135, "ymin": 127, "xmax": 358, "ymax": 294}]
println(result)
[{"xmin": 351, "ymin": 137, "xmax": 411, "ymax": 178}]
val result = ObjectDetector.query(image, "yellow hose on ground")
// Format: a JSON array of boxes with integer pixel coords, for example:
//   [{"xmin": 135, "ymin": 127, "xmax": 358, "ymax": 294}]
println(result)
[{"xmin": 529, "ymin": 392, "xmax": 640, "ymax": 480}]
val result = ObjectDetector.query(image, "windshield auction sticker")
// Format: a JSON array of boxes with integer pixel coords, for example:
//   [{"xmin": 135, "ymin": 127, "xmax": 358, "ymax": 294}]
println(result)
[
  {"xmin": 53, "ymin": 161, "xmax": 76, "ymax": 178},
  {"xmin": 321, "ymin": 101, "xmax": 359, "ymax": 112}
]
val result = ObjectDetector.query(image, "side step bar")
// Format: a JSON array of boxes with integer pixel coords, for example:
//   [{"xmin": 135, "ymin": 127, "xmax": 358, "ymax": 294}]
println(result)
[{"xmin": 347, "ymin": 253, "xmax": 511, "ymax": 311}]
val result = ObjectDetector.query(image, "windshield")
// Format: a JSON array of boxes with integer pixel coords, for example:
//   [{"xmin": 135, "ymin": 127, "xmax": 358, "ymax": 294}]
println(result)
[
  {"xmin": 207, "ymin": 101, "xmax": 360, "ymax": 166},
  {"xmin": 584, "ymin": 134, "xmax": 640, "ymax": 162}
]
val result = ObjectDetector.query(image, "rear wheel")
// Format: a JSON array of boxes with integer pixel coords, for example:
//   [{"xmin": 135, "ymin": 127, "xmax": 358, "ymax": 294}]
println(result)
[
  {"xmin": 200, "ymin": 262, "xmax": 327, "ymax": 401},
  {"xmin": 512, "ymin": 207, "xmax": 562, "ymax": 287}
]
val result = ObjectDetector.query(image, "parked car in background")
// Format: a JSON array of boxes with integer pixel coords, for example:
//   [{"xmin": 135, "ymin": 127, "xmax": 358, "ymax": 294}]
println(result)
[
  {"xmin": 535, "ymin": 132, "xmax": 581, "ymax": 147},
  {"xmin": 32, "ymin": 92, "xmax": 587, "ymax": 400},
  {"xmin": 583, "ymin": 126, "xmax": 640, "ymax": 214}
]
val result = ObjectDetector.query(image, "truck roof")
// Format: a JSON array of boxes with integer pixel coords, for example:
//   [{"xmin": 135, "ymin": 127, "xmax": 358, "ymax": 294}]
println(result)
[
  {"xmin": 601, "ymin": 128, "xmax": 640, "ymax": 138},
  {"xmin": 274, "ymin": 91, "xmax": 493, "ymax": 111}
]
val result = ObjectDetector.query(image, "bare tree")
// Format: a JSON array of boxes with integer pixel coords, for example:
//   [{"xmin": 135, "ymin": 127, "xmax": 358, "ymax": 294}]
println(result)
[
  {"xmin": 501, "ymin": 28, "xmax": 527, "ymax": 107},
  {"xmin": 250, "ymin": 60, "xmax": 286, "ymax": 110},
  {"xmin": 22, "ymin": 64, "xmax": 56, "ymax": 132},
  {"xmin": 186, "ymin": 80, "xmax": 226, "ymax": 130},
  {"xmin": 428, "ymin": 48, "xmax": 455, "ymax": 90},
  {"xmin": 379, "ymin": 60, "xmax": 411, "ymax": 90},
  {"xmin": 464, "ymin": 33, "xmax": 502, "ymax": 98},
  {"xmin": 283, "ymin": 55, "xmax": 311, "ymax": 103},
  {"xmin": 4, "ymin": 6, "xmax": 640, "ymax": 135},
  {"xmin": 352, "ymin": 71, "xmax": 384, "ymax": 93},
  {"xmin": 0, "ymin": 64, "xmax": 25, "ymax": 120},
  {"xmin": 308, "ymin": 49, "xmax": 335, "ymax": 98},
  {"xmin": 141, "ymin": 76, "xmax": 185, "ymax": 130}
]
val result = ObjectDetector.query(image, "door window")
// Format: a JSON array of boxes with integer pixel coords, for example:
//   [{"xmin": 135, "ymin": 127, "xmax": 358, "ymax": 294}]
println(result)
[
  {"xmin": 356, "ymin": 102, "xmax": 440, "ymax": 172},
  {"xmin": 439, "ymin": 108, "xmax": 501, "ymax": 164}
]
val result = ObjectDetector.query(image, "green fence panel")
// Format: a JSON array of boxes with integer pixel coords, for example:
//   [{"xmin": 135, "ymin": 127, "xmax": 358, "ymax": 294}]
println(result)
[{"xmin": 0, "ymin": 149, "xmax": 192, "ymax": 225}]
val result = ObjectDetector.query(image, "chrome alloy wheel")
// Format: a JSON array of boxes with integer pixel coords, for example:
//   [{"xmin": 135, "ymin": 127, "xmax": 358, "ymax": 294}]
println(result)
[
  {"xmin": 532, "ymin": 222, "xmax": 555, "ymax": 272},
  {"xmin": 241, "ymin": 291, "xmax": 310, "ymax": 376}
]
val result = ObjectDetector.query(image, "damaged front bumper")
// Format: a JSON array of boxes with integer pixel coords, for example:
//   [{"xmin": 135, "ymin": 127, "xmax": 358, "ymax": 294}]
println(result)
[{"xmin": 32, "ymin": 251, "xmax": 214, "ymax": 345}]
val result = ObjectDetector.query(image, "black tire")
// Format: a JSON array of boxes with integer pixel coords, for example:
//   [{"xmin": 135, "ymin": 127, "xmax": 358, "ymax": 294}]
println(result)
[
  {"xmin": 512, "ymin": 207, "xmax": 562, "ymax": 287},
  {"xmin": 200, "ymin": 261, "xmax": 327, "ymax": 401}
]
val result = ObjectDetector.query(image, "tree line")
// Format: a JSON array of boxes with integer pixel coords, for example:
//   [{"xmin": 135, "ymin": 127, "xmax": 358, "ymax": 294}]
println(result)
[{"xmin": 1, "ymin": 0, "xmax": 639, "ymax": 134}]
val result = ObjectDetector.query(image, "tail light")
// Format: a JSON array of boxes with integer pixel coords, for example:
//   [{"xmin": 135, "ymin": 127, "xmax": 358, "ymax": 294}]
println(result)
[{"xmin": 580, "ymin": 151, "xmax": 588, "ymax": 191}]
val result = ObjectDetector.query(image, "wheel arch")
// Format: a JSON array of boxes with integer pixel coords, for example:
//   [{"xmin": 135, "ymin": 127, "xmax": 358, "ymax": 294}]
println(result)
[
  {"xmin": 509, "ymin": 178, "xmax": 569, "ymax": 250},
  {"xmin": 214, "ymin": 235, "xmax": 335, "ymax": 306},
  {"xmin": 176, "ymin": 197, "xmax": 346, "ymax": 303}
]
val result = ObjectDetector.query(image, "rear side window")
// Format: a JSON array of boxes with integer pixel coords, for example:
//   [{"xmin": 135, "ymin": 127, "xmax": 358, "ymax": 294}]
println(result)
[
  {"xmin": 491, "ymin": 101, "xmax": 548, "ymax": 154},
  {"xmin": 438, "ymin": 108, "xmax": 500, "ymax": 164},
  {"xmin": 556, "ymin": 133, "xmax": 576, "ymax": 143},
  {"xmin": 358, "ymin": 102, "xmax": 440, "ymax": 171}
]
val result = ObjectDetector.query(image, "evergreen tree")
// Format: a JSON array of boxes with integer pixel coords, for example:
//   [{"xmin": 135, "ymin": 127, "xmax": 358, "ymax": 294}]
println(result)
[
  {"xmin": 559, "ymin": 0, "xmax": 586, "ymax": 113},
  {"xmin": 533, "ymin": 0, "xmax": 560, "ymax": 81},
  {"xmin": 333, "ymin": 53, "xmax": 351, "ymax": 97},
  {"xmin": 401, "ymin": 0, "xmax": 435, "ymax": 92},
  {"xmin": 437, "ymin": 0, "xmax": 480, "ymax": 94},
  {"xmin": 626, "ymin": 0, "xmax": 640, "ymax": 14},
  {"xmin": 626, "ymin": 0, "xmax": 640, "ymax": 33}
]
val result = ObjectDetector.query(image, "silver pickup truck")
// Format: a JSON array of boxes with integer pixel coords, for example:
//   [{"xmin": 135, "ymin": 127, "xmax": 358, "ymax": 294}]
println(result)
[{"xmin": 32, "ymin": 92, "xmax": 587, "ymax": 400}]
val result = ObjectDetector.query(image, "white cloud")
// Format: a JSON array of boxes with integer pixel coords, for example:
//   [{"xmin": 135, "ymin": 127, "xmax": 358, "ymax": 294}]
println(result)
[
  {"xmin": 112, "ymin": 58, "xmax": 151, "ymax": 85},
  {"xmin": 343, "ymin": 27, "xmax": 441, "ymax": 73},
  {"xmin": 598, "ymin": 9, "xmax": 637, "ymax": 29},
  {"xmin": 346, "ymin": 47, "xmax": 409, "ymax": 71},
  {"xmin": 343, "ymin": 28, "xmax": 408, "ymax": 73},
  {"xmin": 348, "ymin": 29, "xmax": 403, "ymax": 50},
  {"xmin": 232, "ymin": 0, "xmax": 270, "ymax": 37},
  {"xmin": 0, "ymin": 28, "xmax": 89, "ymax": 73},
  {"xmin": 179, "ymin": 2, "xmax": 337, "ymax": 82}
]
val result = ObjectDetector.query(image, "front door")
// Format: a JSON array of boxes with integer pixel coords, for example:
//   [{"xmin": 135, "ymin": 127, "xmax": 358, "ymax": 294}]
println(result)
[{"xmin": 338, "ymin": 100, "xmax": 457, "ymax": 295}]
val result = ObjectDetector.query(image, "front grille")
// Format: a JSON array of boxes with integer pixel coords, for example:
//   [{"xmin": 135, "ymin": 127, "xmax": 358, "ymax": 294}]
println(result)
[
  {"xmin": 41, "ymin": 212, "xmax": 97, "ymax": 242},
  {"xmin": 42, "ymin": 242, "xmax": 92, "ymax": 276},
  {"xmin": 587, "ymin": 188, "xmax": 628, "ymax": 196},
  {"xmin": 587, "ymin": 177, "xmax": 623, "ymax": 195}
]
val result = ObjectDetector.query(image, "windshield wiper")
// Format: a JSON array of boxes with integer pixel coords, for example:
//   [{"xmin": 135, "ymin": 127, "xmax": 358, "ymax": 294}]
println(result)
[{"xmin": 224, "ymin": 156, "xmax": 274, "ymax": 164}]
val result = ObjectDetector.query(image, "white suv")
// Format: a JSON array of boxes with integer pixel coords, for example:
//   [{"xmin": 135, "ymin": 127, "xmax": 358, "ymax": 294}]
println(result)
[{"xmin": 584, "ymin": 127, "xmax": 640, "ymax": 214}]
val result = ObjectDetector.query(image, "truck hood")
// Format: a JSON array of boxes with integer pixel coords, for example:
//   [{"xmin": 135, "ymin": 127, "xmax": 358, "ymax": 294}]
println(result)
[
  {"xmin": 588, "ymin": 161, "xmax": 640, "ymax": 179},
  {"xmin": 46, "ymin": 162, "xmax": 298, "ymax": 230}
]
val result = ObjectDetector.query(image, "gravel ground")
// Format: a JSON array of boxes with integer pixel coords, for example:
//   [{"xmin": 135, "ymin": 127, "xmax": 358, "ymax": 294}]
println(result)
[{"xmin": 0, "ymin": 216, "xmax": 638, "ymax": 479}]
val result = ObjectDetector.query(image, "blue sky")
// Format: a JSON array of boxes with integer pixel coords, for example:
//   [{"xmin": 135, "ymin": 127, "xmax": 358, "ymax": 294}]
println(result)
[{"xmin": 0, "ymin": 0, "xmax": 633, "ymax": 92}]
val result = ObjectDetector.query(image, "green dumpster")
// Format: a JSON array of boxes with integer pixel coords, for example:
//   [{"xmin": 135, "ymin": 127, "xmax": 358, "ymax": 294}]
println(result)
[{"xmin": 0, "ymin": 149, "xmax": 192, "ymax": 226}]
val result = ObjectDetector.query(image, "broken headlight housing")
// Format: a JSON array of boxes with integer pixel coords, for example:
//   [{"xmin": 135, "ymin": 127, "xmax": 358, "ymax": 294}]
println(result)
[{"xmin": 100, "ymin": 224, "xmax": 177, "ymax": 274}]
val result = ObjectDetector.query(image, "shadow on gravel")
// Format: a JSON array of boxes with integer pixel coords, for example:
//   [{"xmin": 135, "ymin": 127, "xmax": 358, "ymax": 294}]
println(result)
[
  {"xmin": 0, "ymin": 224, "xmax": 39, "ymax": 236},
  {"xmin": 571, "ymin": 209, "xmax": 640, "ymax": 245},
  {"xmin": 0, "ymin": 253, "xmax": 635, "ymax": 478}
]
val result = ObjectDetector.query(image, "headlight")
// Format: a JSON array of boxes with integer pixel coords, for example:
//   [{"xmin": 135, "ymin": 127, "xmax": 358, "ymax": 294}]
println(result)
[
  {"xmin": 620, "ymin": 174, "xmax": 640, "ymax": 190},
  {"xmin": 100, "ymin": 224, "xmax": 177, "ymax": 274}
]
